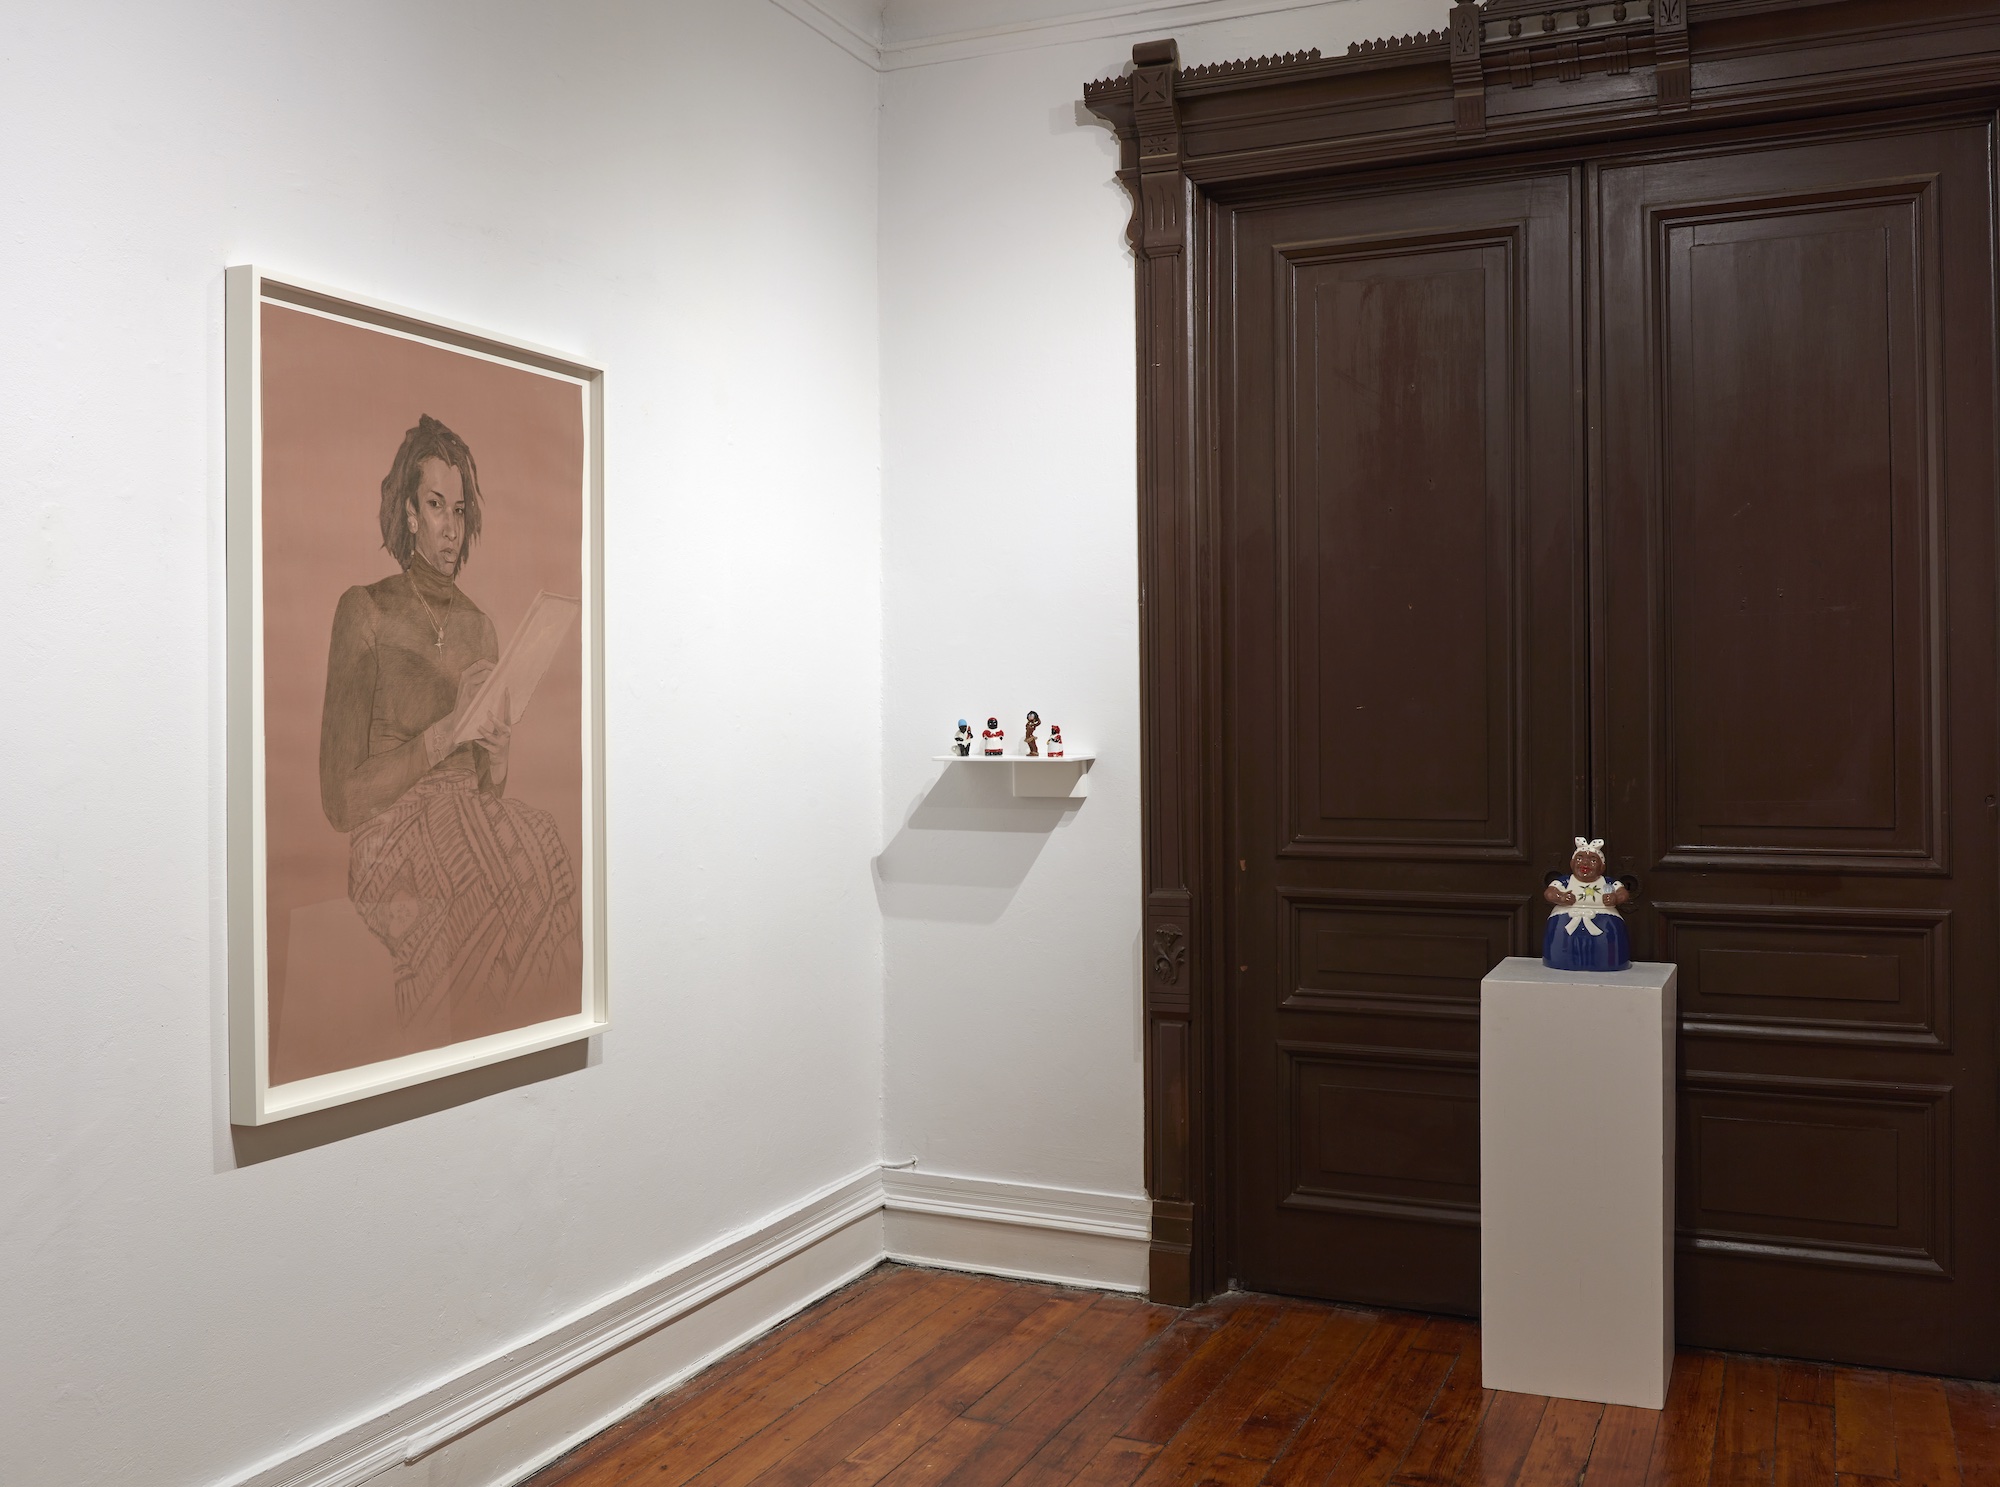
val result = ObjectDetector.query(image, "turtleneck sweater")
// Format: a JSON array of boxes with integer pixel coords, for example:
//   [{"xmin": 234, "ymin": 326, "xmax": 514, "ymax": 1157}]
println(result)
[{"xmin": 318, "ymin": 555, "xmax": 501, "ymax": 832}]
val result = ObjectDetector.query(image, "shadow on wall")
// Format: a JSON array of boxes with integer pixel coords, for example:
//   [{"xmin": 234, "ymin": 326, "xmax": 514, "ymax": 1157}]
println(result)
[
  {"xmin": 874, "ymin": 762, "xmax": 1084, "ymax": 923},
  {"xmin": 227, "ymin": 1039, "xmax": 592, "ymax": 1166}
]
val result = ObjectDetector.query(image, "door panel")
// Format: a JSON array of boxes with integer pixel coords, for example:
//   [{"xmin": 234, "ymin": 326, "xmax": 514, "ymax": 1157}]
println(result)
[
  {"xmin": 1660, "ymin": 198, "xmax": 1937, "ymax": 869},
  {"xmin": 1285, "ymin": 242, "xmax": 1519, "ymax": 856},
  {"xmin": 1597, "ymin": 124, "xmax": 2000, "ymax": 1374},
  {"xmin": 1227, "ymin": 173, "xmax": 1582, "ymax": 1312}
]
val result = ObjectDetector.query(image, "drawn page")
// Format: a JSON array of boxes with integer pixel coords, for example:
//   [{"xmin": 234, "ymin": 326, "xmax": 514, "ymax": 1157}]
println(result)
[{"xmin": 450, "ymin": 590, "xmax": 581, "ymax": 747}]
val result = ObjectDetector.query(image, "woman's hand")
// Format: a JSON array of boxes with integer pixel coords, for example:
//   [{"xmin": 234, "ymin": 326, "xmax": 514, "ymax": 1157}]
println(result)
[
  {"xmin": 1605, "ymin": 884, "xmax": 1631, "ymax": 907},
  {"xmin": 453, "ymin": 665, "xmax": 510, "ymax": 784},
  {"xmin": 473, "ymin": 711, "xmax": 511, "ymax": 787},
  {"xmin": 423, "ymin": 661, "xmax": 497, "ymax": 768},
  {"xmin": 1544, "ymin": 882, "xmax": 1577, "ymax": 907},
  {"xmin": 453, "ymin": 661, "xmax": 496, "ymax": 720}
]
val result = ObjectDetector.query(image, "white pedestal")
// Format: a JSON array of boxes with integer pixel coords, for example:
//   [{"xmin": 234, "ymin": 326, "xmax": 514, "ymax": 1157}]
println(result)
[{"xmin": 1480, "ymin": 956, "xmax": 1676, "ymax": 1410}]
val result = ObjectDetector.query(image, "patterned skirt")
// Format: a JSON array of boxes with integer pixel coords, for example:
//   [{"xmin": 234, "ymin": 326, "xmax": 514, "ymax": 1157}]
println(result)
[{"xmin": 347, "ymin": 770, "xmax": 580, "ymax": 1025}]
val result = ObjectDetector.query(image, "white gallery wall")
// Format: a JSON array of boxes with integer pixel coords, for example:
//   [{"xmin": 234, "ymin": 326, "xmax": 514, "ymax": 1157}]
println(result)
[
  {"xmin": 0, "ymin": 0, "xmax": 1454, "ymax": 1483},
  {"xmin": 875, "ymin": 0, "xmax": 1447, "ymax": 1226},
  {"xmin": 0, "ymin": 3, "xmax": 883, "ymax": 1484}
]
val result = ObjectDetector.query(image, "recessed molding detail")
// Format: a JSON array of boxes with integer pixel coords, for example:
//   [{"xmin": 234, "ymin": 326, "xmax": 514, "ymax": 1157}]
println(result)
[
  {"xmin": 1679, "ymin": 1070, "xmax": 1952, "ymax": 1278},
  {"xmin": 1278, "ymin": 1040, "xmax": 1482, "ymax": 1228},
  {"xmin": 1657, "ymin": 901, "xmax": 1950, "ymax": 1050}
]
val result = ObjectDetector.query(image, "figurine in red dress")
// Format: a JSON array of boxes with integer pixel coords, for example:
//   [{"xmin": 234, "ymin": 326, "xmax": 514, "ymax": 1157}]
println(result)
[
  {"xmin": 981, "ymin": 717, "xmax": 1005, "ymax": 755},
  {"xmin": 1046, "ymin": 725, "xmax": 1064, "ymax": 758}
]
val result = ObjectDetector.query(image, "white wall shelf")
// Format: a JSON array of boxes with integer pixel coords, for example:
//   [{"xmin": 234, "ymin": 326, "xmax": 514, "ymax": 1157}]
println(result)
[{"xmin": 932, "ymin": 753, "xmax": 1095, "ymax": 797}]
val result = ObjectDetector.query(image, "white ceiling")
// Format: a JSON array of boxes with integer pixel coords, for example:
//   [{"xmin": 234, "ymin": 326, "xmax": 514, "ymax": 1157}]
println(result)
[{"xmin": 775, "ymin": 0, "xmax": 1386, "ymax": 68}]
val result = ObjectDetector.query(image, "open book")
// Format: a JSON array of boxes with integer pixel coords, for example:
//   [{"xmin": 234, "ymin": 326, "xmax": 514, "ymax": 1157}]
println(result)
[{"xmin": 448, "ymin": 590, "xmax": 582, "ymax": 749}]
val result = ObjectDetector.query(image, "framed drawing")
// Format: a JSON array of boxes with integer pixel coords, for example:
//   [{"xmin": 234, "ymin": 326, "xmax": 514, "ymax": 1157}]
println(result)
[{"xmin": 226, "ymin": 267, "xmax": 607, "ymax": 1124}]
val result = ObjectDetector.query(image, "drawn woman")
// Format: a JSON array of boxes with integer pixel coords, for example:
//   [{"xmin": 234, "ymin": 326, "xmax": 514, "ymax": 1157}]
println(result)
[{"xmin": 319, "ymin": 415, "xmax": 579, "ymax": 1024}]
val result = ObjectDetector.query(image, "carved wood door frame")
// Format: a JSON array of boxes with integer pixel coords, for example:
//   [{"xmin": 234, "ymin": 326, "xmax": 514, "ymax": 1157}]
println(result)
[{"xmin": 1083, "ymin": 0, "xmax": 2000, "ymax": 1308}]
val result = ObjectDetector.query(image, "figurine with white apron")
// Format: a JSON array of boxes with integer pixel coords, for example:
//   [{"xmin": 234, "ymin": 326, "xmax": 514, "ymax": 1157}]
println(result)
[{"xmin": 1542, "ymin": 837, "xmax": 1635, "ymax": 973}]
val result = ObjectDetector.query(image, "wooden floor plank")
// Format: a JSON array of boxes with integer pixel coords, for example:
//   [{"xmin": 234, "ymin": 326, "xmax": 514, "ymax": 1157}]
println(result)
[
  {"xmin": 1128, "ymin": 1307, "xmax": 1327, "ymax": 1487},
  {"xmin": 1833, "ymin": 1371, "xmax": 1898, "ymax": 1481},
  {"xmin": 1006, "ymin": 1307, "xmax": 1230, "ymax": 1487},
  {"xmin": 1390, "ymin": 1349, "xmax": 1493, "ymax": 1487},
  {"xmin": 605, "ymin": 1272, "xmax": 986, "ymax": 1487},
  {"xmin": 1210, "ymin": 1307, "xmax": 1375, "ymax": 1468},
  {"xmin": 522, "ymin": 1265, "xmax": 915, "ymax": 1487},
  {"xmin": 1310, "ymin": 1338, "xmax": 1459, "ymax": 1487},
  {"xmin": 1710, "ymin": 1357, "xmax": 1780, "ymax": 1487},
  {"xmin": 820, "ymin": 1290, "xmax": 1112, "ymax": 1487},
  {"xmin": 1516, "ymin": 1398, "xmax": 1605, "ymax": 1487},
  {"xmin": 1071, "ymin": 1436, "xmax": 1163, "ymax": 1487},
  {"xmin": 685, "ymin": 1278, "xmax": 1026, "ymax": 1487},
  {"xmin": 1119, "ymin": 1299, "xmax": 1284, "ymax": 1445},
  {"xmin": 875, "ymin": 1417, "xmax": 998, "ymax": 1487},
  {"xmin": 1776, "ymin": 1364, "xmax": 1834, "ymax": 1409},
  {"xmin": 546, "ymin": 1267, "xmax": 962, "ymax": 1487},
  {"xmin": 519, "ymin": 1267, "xmax": 1968, "ymax": 1487},
  {"xmin": 1191, "ymin": 1449, "xmax": 1280, "ymax": 1487},
  {"xmin": 1646, "ymin": 1352, "xmax": 1727, "ymax": 1487},
  {"xmin": 1262, "ymin": 1313, "xmax": 1422, "ymax": 1487},
  {"xmin": 947, "ymin": 1302, "xmax": 1203, "ymax": 1487},
  {"xmin": 1412, "ymin": 1316, "xmax": 1481, "ymax": 1355},
  {"xmin": 959, "ymin": 1297, "xmax": 1121, "ymax": 1425},
  {"xmin": 1453, "ymin": 1390, "xmax": 1549, "ymax": 1487},
  {"xmin": 1773, "ymin": 1401, "xmax": 1832, "ymax": 1487},
  {"xmin": 1579, "ymin": 1405, "xmax": 1661, "ymax": 1487},
  {"xmin": 1889, "ymin": 1374, "xmax": 1963, "ymax": 1487},
  {"xmin": 1943, "ymin": 1382, "xmax": 2000, "ymax": 1485}
]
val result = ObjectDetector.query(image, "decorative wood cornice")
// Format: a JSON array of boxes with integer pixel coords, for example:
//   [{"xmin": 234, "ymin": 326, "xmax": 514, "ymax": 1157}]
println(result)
[
  {"xmin": 1350, "ymin": 29, "xmax": 1448, "ymax": 57},
  {"xmin": 1178, "ymin": 48, "xmax": 1322, "ymax": 81},
  {"xmin": 1082, "ymin": 0, "xmax": 2000, "ymax": 181}
]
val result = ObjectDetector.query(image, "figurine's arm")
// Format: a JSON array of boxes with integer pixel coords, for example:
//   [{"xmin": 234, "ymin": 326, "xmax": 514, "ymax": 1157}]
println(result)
[
  {"xmin": 1543, "ymin": 878, "xmax": 1577, "ymax": 907},
  {"xmin": 1605, "ymin": 881, "xmax": 1632, "ymax": 907}
]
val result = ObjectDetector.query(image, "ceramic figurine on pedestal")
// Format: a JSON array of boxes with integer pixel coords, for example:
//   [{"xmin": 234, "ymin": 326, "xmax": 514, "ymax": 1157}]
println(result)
[
  {"xmin": 1046, "ymin": 725, "xmax": 1064, "ymax": 757},
  {"xmin": 952, "ymin": 720, "xmax": 974, "ymax": 757},
  {"xmin": 1023, "ymin": 711, "xmax": 1042, "ymax": 757},
  {"xmin": 982, "ymin": 717, "xmax": 1005, "ymax": 755},
  {"xmin": 1542, "ymin": 837, "xmax": 1635, "ymax": 972}
]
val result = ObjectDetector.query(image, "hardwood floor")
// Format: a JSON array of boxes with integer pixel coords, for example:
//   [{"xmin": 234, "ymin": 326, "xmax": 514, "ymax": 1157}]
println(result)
[{"xmin": 523, "ymin": 1265, "xmax": 2000, "ymax": 1487}]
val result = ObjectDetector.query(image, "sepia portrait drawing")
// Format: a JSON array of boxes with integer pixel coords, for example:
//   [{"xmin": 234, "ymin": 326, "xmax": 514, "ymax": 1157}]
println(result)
[
  {"xmin": 228, "ymin": 269, "xmax": 606, "ymax": 1124},
  {"xmin": 323, "ymin": 413, "xmax": 582, "ymax": 1029}
]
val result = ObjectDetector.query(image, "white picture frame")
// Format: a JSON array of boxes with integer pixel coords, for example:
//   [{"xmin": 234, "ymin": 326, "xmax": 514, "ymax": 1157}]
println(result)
[{"xmin": 226, "ymin": 266, "xmax": 608, "ymax": 1125}]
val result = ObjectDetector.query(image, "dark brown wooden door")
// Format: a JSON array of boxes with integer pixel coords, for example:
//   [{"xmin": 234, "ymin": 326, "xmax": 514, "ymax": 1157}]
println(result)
[
  {"xmin": 1596, "ymin": 123, "xmax": 2000, "ymax": 1376},
  {"xmin": 1225, "ymin": 172, "xmax": 1585, "ymax": 1314}
]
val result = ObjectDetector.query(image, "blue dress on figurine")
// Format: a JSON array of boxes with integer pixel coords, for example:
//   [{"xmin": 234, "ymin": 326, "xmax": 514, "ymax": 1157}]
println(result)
[{"xmin": 1542, "ymin": 837, "xmax": 1634, "ymax": 972}]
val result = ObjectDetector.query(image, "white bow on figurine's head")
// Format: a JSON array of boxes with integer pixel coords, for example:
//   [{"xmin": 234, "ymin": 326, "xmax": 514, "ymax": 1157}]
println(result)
[{"xmin": 1574, "ymin": 837, "xmax": 1605, "ymax": 855}]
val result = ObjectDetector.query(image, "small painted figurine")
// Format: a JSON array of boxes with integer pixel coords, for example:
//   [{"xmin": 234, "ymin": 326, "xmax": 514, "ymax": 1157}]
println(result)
[
  {"xmin": 1542, "ymin": 837, "xmax": 1635, "ymax": 973},
  {"xmin": 953, "ymin": 720, "xmax": 974, "ymax": 757},
  {"xmin": 1024, "ymin": 710, "xmax": 1042, "ymax": 757},
  {"xmin": 982, "ymin": 717, "xmax": 1005, "ymax": 756},
  {"xmin": 1046, "ymin": 725, "xmax": 1064, "ymax": 758}
]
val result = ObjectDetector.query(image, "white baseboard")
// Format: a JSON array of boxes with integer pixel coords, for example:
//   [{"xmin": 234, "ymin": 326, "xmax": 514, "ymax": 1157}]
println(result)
[
  {"xmin": 883, "ymin": 1168, "xmax": 1150, "ymax": 1292},
  {"xmin": 218, "ymin": 1166, "xmax": 1150, "ymax": 1487}
]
